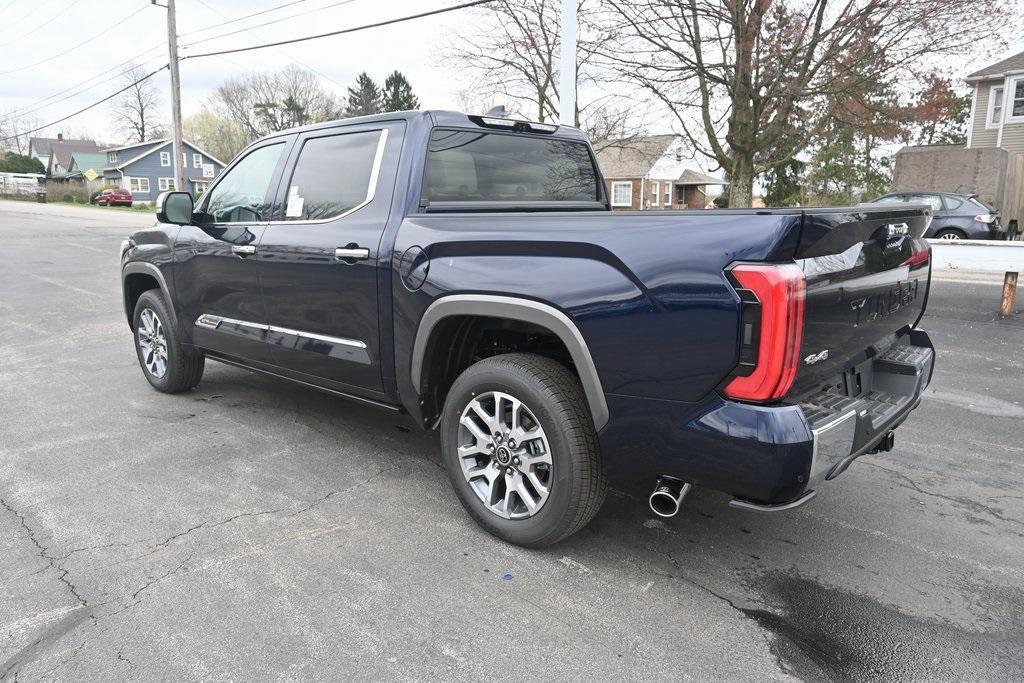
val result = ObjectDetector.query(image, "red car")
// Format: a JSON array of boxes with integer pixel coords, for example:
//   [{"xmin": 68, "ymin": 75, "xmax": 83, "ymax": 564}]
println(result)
[{"xmin": 94, "ymin": 188, "xmax": 133, "ymax": 207}]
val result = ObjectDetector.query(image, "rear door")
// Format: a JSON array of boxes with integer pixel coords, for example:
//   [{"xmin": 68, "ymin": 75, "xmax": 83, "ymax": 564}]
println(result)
[
  {"xmin": 255, "ymin": 121, "xmax": 403, "ymax": 396},
  {"xmin": 174, "ymin": 138, "xmax": 292, "ymax": 362}
]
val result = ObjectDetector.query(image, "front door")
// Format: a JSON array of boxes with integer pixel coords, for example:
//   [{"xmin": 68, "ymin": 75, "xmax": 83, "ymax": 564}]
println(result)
[
  {"xmin": 174, "ymin": 139, "xmax": 291, "ymax": 362},
  {"xmin": 256, "ymin": 123, "xmax": 401, "ymax": 396}
]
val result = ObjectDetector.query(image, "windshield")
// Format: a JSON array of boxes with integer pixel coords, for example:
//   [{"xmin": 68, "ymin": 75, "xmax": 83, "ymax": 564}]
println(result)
[{"xmin": 423, "ymin": 129, "xmax": 600, "ymax": 204}]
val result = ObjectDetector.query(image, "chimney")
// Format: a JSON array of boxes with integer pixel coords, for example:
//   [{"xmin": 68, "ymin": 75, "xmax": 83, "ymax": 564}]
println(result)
[{"xmin": 57, "ymin": 133, "xmax": 64, "ymax": 141}]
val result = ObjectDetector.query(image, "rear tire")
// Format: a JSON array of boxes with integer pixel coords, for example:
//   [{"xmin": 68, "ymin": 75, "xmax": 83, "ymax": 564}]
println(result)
[
  {"xmin": 132, "ymin": 289, "xmax": 204, "ymax": 393},
  {"xmin": 934, "ymin": 228, "xmax": 966, "ymax": 240},
  {"xmin": 440, "ymin": 353, "xmax": 607, "ymax": 547}
]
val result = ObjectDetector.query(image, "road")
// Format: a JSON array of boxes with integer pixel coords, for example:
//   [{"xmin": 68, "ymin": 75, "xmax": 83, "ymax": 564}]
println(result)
[{"xmin": 1, "ymin": 200, "xmax": 1022, "ymax": 681}]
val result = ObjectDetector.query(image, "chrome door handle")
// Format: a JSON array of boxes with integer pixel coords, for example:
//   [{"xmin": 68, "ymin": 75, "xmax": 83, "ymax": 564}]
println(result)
[
  {"xmin": 232, "ymin": 245, "xmax": 257, "ymax": 256},
  {"xmin": 335, "ymin": 247, "xmax": 370, "ymax": 260}
]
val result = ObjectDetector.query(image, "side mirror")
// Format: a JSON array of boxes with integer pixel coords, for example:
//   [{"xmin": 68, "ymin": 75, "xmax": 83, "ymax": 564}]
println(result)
[{"xmin": 156, "ymin": 191, "xmax": 194, "ymax": 225}]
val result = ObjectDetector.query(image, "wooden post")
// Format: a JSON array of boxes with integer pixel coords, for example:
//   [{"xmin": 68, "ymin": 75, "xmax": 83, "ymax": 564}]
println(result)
[{"xmin": 1000, "ymin": 271, "xmax": 1018, "ymax": 317}]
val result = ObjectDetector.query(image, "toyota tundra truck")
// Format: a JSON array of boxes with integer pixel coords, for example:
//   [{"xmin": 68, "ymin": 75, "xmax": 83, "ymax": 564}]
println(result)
[{"xmin": 119, "ymin": 110, "xmax": 935, "ymax": 547}]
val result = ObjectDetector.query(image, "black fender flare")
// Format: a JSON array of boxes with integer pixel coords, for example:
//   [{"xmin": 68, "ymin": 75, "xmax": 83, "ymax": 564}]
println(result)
[
  {"xmin": 121, "ymin": 261, "xmax": 176, "ymax": 329},
  {"xmin": 410, "ymin": 294, "xmax": 609, "ymax": 430}
]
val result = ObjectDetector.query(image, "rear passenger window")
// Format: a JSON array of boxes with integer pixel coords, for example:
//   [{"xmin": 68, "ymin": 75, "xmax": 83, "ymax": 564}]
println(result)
[
  {"xmin": 283, "ymin": 130, "xmax": 384, "ymax": 221},
  {"xmin": 944, "ymin": 197, "xmax": 963, "ymax": 210},
  {"xmin": 906, "ymin": 194, "xmax": 943, "ymax": 211}
]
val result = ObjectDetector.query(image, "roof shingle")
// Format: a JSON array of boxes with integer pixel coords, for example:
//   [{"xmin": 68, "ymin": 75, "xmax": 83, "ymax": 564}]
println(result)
[{"xmin": 967, "ymin": 49, "xmax": 1024, "ymax": 81}]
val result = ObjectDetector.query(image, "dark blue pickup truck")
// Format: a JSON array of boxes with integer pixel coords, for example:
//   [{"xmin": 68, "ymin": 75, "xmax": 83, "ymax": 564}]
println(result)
[{"xmin": 120, "ymin": 110, "xmax": 935, "ymax": 546}]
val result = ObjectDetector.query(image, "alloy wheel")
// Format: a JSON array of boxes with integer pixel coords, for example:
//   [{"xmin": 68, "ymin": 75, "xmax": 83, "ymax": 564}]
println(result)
[
  {"xmin": 137, "ymin": 308, "xmax": 168, "ymax": 378},
  {"xmin": 457, "ymin": 391, "xmax": 553, "ymax": 519},
  {"xmin": 939, "ymin": 232, "xmax": 962, "ymax": 240}
]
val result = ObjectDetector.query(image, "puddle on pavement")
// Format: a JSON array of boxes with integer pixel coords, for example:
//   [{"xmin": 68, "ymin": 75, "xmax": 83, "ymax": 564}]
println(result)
[{"xmin": 740, "ymin": 571, "xmax": 1023, "ymax": 680}]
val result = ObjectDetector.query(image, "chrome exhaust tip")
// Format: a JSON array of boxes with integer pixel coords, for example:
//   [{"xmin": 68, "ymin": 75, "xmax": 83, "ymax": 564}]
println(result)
[{"xmin": 649, "ymin": 476, "xmax": 692, "ymax": 518}]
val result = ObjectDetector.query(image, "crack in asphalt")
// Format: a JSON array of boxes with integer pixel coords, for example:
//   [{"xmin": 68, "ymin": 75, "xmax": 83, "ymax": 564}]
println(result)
[
  {"xmin": 0, "ymin": 465, "xmax": 399, "ymax": 679},
  {"xmin": 0, "ymin": 497, "xmax": 87, "ymax": 608},
  {"xmin": 864, "ymin": 461, "xmax": 1023, "ymax": 527}
]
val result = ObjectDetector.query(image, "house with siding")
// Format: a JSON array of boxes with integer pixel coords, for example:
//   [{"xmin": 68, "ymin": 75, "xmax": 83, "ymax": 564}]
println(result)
[
  {"xmin": 101, "ymin": 139, "xmax": 226, "ymax": 202},
  {"xmin": 28, "ymin": 134, "xmax": 100, "ymax": 175},
  {"xmin": 594, "ymin": 135, "xmax": 724, "ymax": 210},
  {"xmin": 47, "ymin": 140, "xmax": 103, "ymax": 178},
  {"xmin": 891, "ymin": 49, "xmax": 1024, "ymax": 232}
]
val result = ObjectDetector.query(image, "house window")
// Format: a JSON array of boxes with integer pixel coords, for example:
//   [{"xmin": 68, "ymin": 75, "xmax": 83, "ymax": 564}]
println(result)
[
  {"xmin": 664, "ymin": 184, "xmax": 671, "ymax": 205},
  {"xmin": 128, "ymin": 177, "xmax": 150, "ymax": 193},
  {"xmin": 193, "ymin": 153, "xmax": 202, "ymax": 168},
  {"xmin": 650, "ymin": 181, "xmax": 659, "ymax": 203},
  {"xmin": 107, "ymin": 151, "xmax": 118, "ymax": 163},
  {"xmin": 611, "ymin": 181, "xmax": 633, "ymax": 207},
  {"xmin": 158, "ymin": 177, "xmax": 176, "ymax": 191},
  {"xmin": 201, "ymin": 163, "xmax": 215, "ymax": 178},
  {"xmin": 988, "ymin": 86, "xmax": 1004, "ymax": 128},
  {"xmin": 1010, "ymin": 78, "xmax": 1024, "ymax": 120},
  {"xmin": 193, "ymin": 181, "xmax": 210, "ymax": 196},
  {"xmin": 160, "ymin": 151, "xmax": 171, "ymax": 167}
]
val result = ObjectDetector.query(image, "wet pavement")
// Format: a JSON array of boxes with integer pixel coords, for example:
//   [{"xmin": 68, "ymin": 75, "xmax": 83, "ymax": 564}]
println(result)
[{"xmin": 1, "ymin": 200, "xmax": 1022, "ymax": 680}]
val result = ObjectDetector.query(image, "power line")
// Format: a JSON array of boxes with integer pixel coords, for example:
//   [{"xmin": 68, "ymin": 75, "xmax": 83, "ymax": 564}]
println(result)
[
  {"xmin": 180, "ymin": 0, "xmax": 361, "ymax": 50},
  {"xmin": 1, "ymin": 0, "xmax": 495, "ymax": 142},
  {"xmin": 188, "ymin": 0, "xmax": 348, "ymax": 87},
  {"xmin": 0, "ymin": 47, "xmax": 166, "ymax": 121},
  {"xmin": 177, "ymin": 0, "xmax": 312, "ymax": 38},
  {"xmin": 0, "ymin": 65, "xmax": 168, "ymax": 142},
  {"xmin": 0, "ymin": 4, "xmax": 153, "ymax": 77},
  {"xmin": 181, "ymin": 0, "xmax": 494, "ymax": 60},
  {"xmin": 0, "ymin": 0, "xmax": 85, "ymax": 50}
]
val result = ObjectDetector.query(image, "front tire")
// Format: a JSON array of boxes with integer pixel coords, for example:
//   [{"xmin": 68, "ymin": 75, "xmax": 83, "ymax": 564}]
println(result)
[
  {"xmin": 132, "ymin": 289, "xmax": 204, "ymax": 393},
  {"xmin": 440, "ymin": 353, "xmax": 607, "ymax": 547}
]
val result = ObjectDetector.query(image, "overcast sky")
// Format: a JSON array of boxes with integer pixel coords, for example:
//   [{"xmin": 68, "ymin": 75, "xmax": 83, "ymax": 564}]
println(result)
[
  {"xmin": 1, "ymin": 0, "xmax": 1022, "ymax": 146},
  {"xmin": 0, "ymin": 0, "xmax": 500, "ymax": 144}
]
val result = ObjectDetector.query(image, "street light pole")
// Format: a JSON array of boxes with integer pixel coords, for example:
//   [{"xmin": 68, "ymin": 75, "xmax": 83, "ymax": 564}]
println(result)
[
  {"xmin": 163, "ymin": 0, "xmax": 185, "ymax": 192},
  {"xmin": 559, "ymin": 0, "xmax": 576, "ymax": 127}
]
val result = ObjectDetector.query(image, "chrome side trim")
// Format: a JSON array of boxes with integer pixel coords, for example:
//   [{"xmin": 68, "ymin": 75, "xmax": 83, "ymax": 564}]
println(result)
[
  {"xmin": 266, "ymin": 128, "xmax": 389, "ymax": 226},
  {"xmin": 411, "ymin": 294, "xmax": 609, "ymax": 430},
  {"xmin": 194, "ymin": 314, "xmax": 366, "ymax": 349}
]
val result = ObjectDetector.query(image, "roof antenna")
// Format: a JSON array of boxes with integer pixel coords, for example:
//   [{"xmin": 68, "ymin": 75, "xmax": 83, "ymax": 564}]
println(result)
[{"xmin": 484, "ymin": 105, "xmax": 508, "ymax": 118}]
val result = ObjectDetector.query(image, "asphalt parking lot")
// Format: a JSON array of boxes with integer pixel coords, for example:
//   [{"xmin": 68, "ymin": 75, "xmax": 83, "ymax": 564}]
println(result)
[{"xmin": 2, "ymin": 199, "xmax": 1023, "ymax": 681}]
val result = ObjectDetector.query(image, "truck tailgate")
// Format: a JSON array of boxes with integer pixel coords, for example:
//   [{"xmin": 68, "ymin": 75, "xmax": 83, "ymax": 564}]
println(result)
[{"xmin": 790, "ymin": 206, "xmax": 932, "ymax": 396}]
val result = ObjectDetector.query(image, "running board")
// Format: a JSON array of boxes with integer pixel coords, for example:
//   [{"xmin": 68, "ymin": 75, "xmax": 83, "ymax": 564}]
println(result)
[
  {"xmin": 728, "ymin": 489, "xmax": 817, "ymax": 513},
  {"xmin": 205, "ymin": 353, "xmax": 403, "ymax": 413}
]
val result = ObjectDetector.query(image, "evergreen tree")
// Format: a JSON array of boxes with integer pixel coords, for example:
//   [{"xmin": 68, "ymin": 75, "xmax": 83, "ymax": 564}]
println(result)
[
  {"xmin": 344, "ymin": 72, "xmax": 381, "ymax": 117},
  {"xmin": 381, "ymin": 71, "xmax": 420, "ymax": 112}
]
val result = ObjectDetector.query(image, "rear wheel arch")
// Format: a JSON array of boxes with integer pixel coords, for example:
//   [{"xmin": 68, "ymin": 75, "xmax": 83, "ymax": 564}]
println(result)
[{"xmin": 411, "ymin": 295, "xmax": 609, "ymax": 431}]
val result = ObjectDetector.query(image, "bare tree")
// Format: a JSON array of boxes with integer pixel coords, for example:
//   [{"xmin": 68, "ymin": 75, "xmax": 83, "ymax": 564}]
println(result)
[
  {"xmin": 0, "ymin": 109, "xmax": 41, "ymax": 155},
  {"xmin": 603, "ymin": 0, "xmax": 1013, "ymax": 207},
  {"xmin": 442, "ymin": 0, "xmax": 633, "ymax": 136},
  {"xmin": 112, "ymin": 63, "xmax": 165, "ymax": 143},
  {"xmin": 212, "ymin": 66, "xmax": 341, "ymax": 141}
]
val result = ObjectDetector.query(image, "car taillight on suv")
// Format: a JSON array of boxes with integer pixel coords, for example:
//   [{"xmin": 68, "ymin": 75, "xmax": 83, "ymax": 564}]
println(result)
[{"xmin": 724, "ymin": 263, "xmax": 806, "ymax": 402}]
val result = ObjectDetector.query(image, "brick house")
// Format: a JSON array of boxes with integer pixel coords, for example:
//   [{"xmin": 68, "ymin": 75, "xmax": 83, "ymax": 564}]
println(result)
[
  {"xmin": 594, "ymin": 135, "xmax": 724, "ymax": 210},
  {"xmin": 891, "ymin": 49, "xmax": 1024, "ymax": 230}
]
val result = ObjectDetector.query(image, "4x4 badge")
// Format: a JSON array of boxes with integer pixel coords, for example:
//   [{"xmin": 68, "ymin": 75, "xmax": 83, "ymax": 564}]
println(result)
[{"xmin": 804, "ymin": 349, "xmax": 829, "ymax": 365}]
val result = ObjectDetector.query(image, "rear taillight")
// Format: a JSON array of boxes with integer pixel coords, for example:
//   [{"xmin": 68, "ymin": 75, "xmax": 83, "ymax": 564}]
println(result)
[
  {"xmin": 724, "ymin": 263, "xmax": 805, "ymax": 402},
  {"xmin": 974, "ymin": 214, "xmax": 995, "ymax": 223}
]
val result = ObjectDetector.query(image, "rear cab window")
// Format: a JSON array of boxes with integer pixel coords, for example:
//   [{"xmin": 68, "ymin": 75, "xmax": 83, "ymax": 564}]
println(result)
[{"xmin": 422, "ymin": 128, "xmax": 602, "ymax": 210}]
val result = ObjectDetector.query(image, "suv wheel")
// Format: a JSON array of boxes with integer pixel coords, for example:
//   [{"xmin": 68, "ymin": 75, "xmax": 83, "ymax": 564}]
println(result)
[
  {"xmin": 440, "ymin": 353, "xmax": 607, "ymax": 547},
  {"xmin": 133, "ymin": 290, "xmax": 204, "ymax": 393},
  {"xmin": 934, "ymin": 228, "xmax": 966, "ymax": 240}
]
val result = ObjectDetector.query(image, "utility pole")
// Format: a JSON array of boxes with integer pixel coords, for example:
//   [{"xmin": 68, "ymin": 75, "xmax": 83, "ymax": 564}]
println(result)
[
  {"xmin": 160, "ymin": 0, "xmax": 185, "ymax": 192},
  {"xmin": 559, "ymin": 0, "xmax": 576, "ymax": 127}
]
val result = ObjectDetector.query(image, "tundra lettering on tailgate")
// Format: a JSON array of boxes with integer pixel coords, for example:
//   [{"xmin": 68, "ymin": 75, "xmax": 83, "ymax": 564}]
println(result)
[{"xmin": 850, "ymin": 279, "xmax": 921, "ymax": 327}]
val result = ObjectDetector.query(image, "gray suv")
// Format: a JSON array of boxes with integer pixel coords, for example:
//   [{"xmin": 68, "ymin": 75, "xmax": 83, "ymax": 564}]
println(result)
[{"xmin": 871, "ymin": 191, "xmax": 1003, "ymax": 240}]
